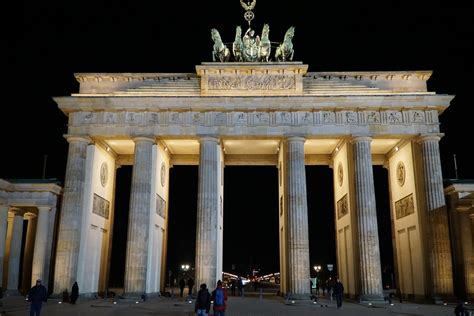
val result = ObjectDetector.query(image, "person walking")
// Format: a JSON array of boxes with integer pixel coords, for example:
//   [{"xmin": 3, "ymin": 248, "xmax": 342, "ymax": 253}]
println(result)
[
  {"xmin": 194, "ymin": 283, "xmax": 211, "ymax": 316},
  {"xmin": 70, "ymin": 281, "xmax": 79, "ymax": 304},
  {"xmin": 211, "ymin": 280, "xmax": 228, "ymax": 316},
  {"xmin": 454, "ymin": 301, "xmax": 467, "ymax": 316},
  {"xmin": 179, "ymin": 278, "xmax": 186, "ymax": 297},
  {"xmin": 27, "ymin": 279, "xmax": 48, "ymax": 316},
  {"xmin": 333, "ymin": 278, "xmax": 344, "ymax": 309},
  {"xmin": 187, "ymin": 277, "xmax": 195, "ymax": 296},
  {"xmin": 230, "ymin": 279, "xmax": 236, "ymax": 296}
]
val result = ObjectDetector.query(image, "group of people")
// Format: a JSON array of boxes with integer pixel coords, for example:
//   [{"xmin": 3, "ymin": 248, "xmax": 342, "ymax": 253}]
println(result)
[
  {"xmin": 312, "ymin": 277, "xmax": 344, "ymax": 309},
  {"xmin": 229, "ymin": 277, "xmax": 245, "ymax": 296},
  {"xmin": 27, "ymin": 279, "xmax": 79, "ymax": 316},
  {"xmin": 195, "ymin": 280, "xmax": 228, "ymax": 316}
]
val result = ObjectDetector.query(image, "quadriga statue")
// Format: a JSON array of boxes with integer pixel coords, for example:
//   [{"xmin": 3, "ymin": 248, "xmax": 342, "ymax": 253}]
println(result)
[
  {"xmin": 275, "ymin": 26, "xmax": 295, "ymax": 62},
  {"xmin": 211, "ymin": 28, "xmax": 230, "ymax": 62}
]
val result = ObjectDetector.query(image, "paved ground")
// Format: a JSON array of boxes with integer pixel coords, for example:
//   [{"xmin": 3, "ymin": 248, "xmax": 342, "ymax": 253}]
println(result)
[{"xmin": 1, "ymin": 294, "xmax": 471, "ymax": 316}]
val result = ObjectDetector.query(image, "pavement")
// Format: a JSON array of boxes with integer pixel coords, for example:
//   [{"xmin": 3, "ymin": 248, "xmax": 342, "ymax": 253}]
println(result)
[{"xmin": 0, "ymin": 293, "xmax": 471, "ymax": 315}]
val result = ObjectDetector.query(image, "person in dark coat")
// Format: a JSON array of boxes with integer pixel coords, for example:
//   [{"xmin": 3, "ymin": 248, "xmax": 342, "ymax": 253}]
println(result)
[
  {"xmin": 179, "ymin": 278, "xmax": 186, "ymax": 297},
  {"xmin": 333, "ymin": 278, "xmax": 344, "ymax": 309},
  {"xmin": 194, "ymin": 283, "xmax": 211, "ymax": 316},
  {"xmin": 27, "ymin": 279, "xmax": 48, "ymax": 316},
  {"xmin": 455, "ymin": 301, "xmax": 467, "ymax": 316},
  {"xmin": 70, "ymin": 282, "xmax": 79, "ymax": 304},
  {"xmin": 187, "ymin": 277, "xmax": 195, "ymax": 296}
]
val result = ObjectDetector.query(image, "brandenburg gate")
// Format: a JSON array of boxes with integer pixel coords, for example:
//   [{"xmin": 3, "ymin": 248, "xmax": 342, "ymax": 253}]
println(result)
[{"xmin": 52, "ymin": 61, "xmax": 455, "ymax": 301}]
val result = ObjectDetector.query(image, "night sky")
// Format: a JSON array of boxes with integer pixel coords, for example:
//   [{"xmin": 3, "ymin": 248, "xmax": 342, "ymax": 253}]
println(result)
[{"xmin": 5, "ymin": 0, "xmax": 474, "ymax": 286}]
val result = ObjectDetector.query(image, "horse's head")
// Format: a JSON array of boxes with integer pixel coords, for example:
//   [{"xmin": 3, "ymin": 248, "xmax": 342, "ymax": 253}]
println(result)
[
  {"xmin": 262, "ymin": 24, "xmax": 270, "ymax": 37},
  {"xmin": 211, "ymin": 28, "xmax": 221, "ymax": 43},
  {"xmin": 285, "ymin": 27, "xmax": 295, "ymax": 40},
  {"xmin": 235, "ymin": 26, "xmax": 242, "ymax": 38}
]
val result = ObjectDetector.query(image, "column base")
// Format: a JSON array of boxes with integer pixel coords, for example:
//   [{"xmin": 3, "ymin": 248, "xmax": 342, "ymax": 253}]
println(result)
[{"xmin": 284, "ymin": 292, "xmax": 313, "ymax": 301}]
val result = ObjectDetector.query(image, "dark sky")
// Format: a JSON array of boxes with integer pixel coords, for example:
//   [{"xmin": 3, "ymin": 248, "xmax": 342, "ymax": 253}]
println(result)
[{"xmin": 4, "ymin": 0, "xmax": 474, "ymax": 284}]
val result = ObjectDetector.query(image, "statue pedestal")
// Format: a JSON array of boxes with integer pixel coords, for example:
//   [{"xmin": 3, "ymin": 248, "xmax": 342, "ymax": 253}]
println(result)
[{"xmin": 196, "ymin": 62, "xmax": 308, "ymax": 96}]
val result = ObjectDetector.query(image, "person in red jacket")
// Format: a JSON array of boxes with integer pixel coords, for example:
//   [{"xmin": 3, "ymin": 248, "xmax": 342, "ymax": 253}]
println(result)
[{"xmin": 211, "ymin": 280, "xmax": 228, "ymax": 316}]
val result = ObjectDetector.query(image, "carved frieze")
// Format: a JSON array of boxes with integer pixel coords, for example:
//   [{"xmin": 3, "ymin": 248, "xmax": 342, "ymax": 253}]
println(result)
[
  {"xmin": 337, "ymin": 194, "xmax": 348, "ymax": 219},
  {"xmin": 156, "ymin": 194, "xmax": 166, "ymax": 219},
  {"xmin": 72, "ymin": 110, "xmax": 437, "ymax": 128},
  {"xmin": 92, "ymin": 193, "xmax": 110, "ymax": 219},
  {"xmin": 395, "ymin": 193, "xmax": 415, "ymax": 219}
]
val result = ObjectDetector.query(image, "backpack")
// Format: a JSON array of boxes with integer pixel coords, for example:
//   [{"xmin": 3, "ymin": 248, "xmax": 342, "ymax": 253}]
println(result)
[{"xmin": 214, "ymin": 288, "xmax": 224, "ymax": 306}]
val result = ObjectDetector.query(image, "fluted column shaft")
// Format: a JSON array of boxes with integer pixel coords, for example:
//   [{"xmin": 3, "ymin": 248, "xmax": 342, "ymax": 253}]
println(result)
[
  {"xmin": 286, "ymin": 137, "xmax": 310, "ymax": 296},
  {"xmin": 0, "ymin": 205, "xmax": 9, "ymax": 287},
  {"xmin": 352, "ymin": 136, "xmax": 383, "ymax": 299},
  {"xmin": 419, "ymin": 135, "xmax": 453, "ymax": 296},
  {"xmin": 54, "ymin": 136, "xmax": 89, "ymax": 294},
  {"xmin": 7, "ymin": 211, "xmax": 24, "ymax": 291},
  {"xmin": 469, "ymin": 214, "xmax": 474, "ymax": 297},
  {"xmin": 22, "ymin": 214, "xmax": 37, "ymax": 291},
  {"xmin": 459, "ymin": 211, "xmax": 474, "ymax": 297},
  {"xmin": 32, "ymin": 207, "xmax": 50, "ymax": 285},
  {"xmin": 124, "ymin": 137, "xmax": 155, "ymax": 295},
  {"xmin": 195, "ymin": 137, "xmax": 220, "ymax": 289}
]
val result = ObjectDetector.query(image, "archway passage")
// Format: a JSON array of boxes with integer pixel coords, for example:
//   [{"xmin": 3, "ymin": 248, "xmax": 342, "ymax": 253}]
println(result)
[
  {"xmin": 224, "ymin": 166, "xmax": 279, "ymax": 279},
  {"xmin": 166, "ymin": 166, "xmax": 198, "ymax": 287},
  {"xmin": 108, "ymin": 166, "xmax": 132, "ymax": 290},
  {"xmin": 306, "ymin": 166, "xmax": 337, "ymax": 283}
]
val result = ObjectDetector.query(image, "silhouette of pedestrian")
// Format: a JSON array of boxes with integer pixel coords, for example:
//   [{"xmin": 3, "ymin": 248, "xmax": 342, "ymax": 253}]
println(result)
[
  {"xmin": 333, "ymin": 278, "xmax": 344, "ymax": 309},
  {"xmin": 70, "ymin": 281, "xmax": 79, "ymax": 304},
  {"xmin": 237, "ymin": 276, "xmax": 244, "ymax": 297},
  {"xmin": 195, "ymin": 283, "xmax": 211, "ymax": 316},
  {"xmin": 27, "ymin": 279, "xmax": 48, "ymax": 316},
  {"xmin": 187, "ymin": 277, "xmax": 195, "ymax": 296},
  {"xmin": 230, "ymin": 279, "xmax": 236, "ymax": 296},
  {"xmin": 179, "ymin": 278, "xmax": 186, "ymax": 297},
  {"xmin": 455, "ymin": 301, "xmax": 467, "ymax": 316}
]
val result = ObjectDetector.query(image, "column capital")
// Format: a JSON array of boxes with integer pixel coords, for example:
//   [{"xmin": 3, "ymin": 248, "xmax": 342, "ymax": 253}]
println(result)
[
  {"xmin": 24, "ymin": 212, "xmax": 37, "ymax": 220},
  {"xmin": 416, "ymin": 133, "xmax": 444, "ymax": 143},
  {"xmin": 285, "ymin": 136, "xmax": 306, "ymax": 143},
  {"xmin": 9, "ymin": 207, "xmax": 25, "ymax": 217},
  {"xmin": 351, "ymin": 135, "xmax": 373, "ymax": 143},
  {"xmin": 37, "ymin": 206, "xmax": 52, "ymax": 212},
  {"xmin": 132, "ymin": 136, "xmax": 156, "ymax": 144},
  {"xmin": 199, "ymin": 136, "xmax": 220, "ymax": 144},
  {"xmin": 63, "ymin": 135, "xmax": 92, "ymax": 144}
]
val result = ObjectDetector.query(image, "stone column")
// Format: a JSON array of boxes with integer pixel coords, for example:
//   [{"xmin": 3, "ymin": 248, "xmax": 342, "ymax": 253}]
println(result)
[
  {"xmin": 0, "ymin": 205, "xmax": 9, "ymax": 289},
  {"xmin": 195, "ymin": 137, "xmax": 220, "ymax": 289},
  {"xmin": 418, "ymin": 135, "xmax": 453, "ymax": 297},
  {"xmin": 7, "ymin": 210, "xmax": 24, "ymax": 293},
  {"xmin": 465, "ymin": 214, "xmax": 474, "ymax": 298},
  {"xmin": 285, "ymin": 137, "xmax": 310, "ymax": 297},
  {"xmin": 462, "ymin": 212, "xmax": 474, "ymax": 297},
  {"xmin": 44, "ymin": 207, "xmax": 56, "ymax": 289},
  {"xmin": 352, "ymin": 136, "xmax": 384, "ymax": 300},
  {"xmin": 21, "ymin": 213, "xmax": 37, "ymax": 292},
  {"xmin": 124, "ymin": 137, "xmax": 155, "ymax": 296},
  {"xmin": 31, "ymin": 207, "xmax": 50, "ymax": 286},
  {"xmin": 54, "ymin": 136, "xmax": 90, "ymax": 294}
]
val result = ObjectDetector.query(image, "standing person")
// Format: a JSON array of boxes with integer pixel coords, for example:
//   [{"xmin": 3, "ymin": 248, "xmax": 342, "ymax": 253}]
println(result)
[
  {"xmin": 230, "ymin": 279, "xmax": 236, "ymax": 296},
  {"xmin": 195, "ymin": 283, "xmax": 211, "ymax": 316},
  {"xmin": 211, "ymin": 280, "xmax": 228, "ymax": 316},
  {"xmin": 27, "ymin": 279, "xmax": 48, "ymax": 316},
  {"xmin": 316, "ymin": 280, "xmax": 320, "ymax": 296},
  {"xmin": 70, "ymin": 281, "xmax": 79, "ymax": 304},
  {"xmin": 187, "ymin": 277, "xmax": 195, "ymax": 296},
  {"xmin": 179, "ymin": 278, "xmax": 186, "ymax": 297},
  {"xmin": 237, "ymin": 277, "xmax": 244, "ymax": 297},
  {"xmin": 333, "ymin": 278, "xmax": 344, "ymax": 309},
  {"xmin": 454, "ymin": 301, "xmax": 467, "ymax": 316}
]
